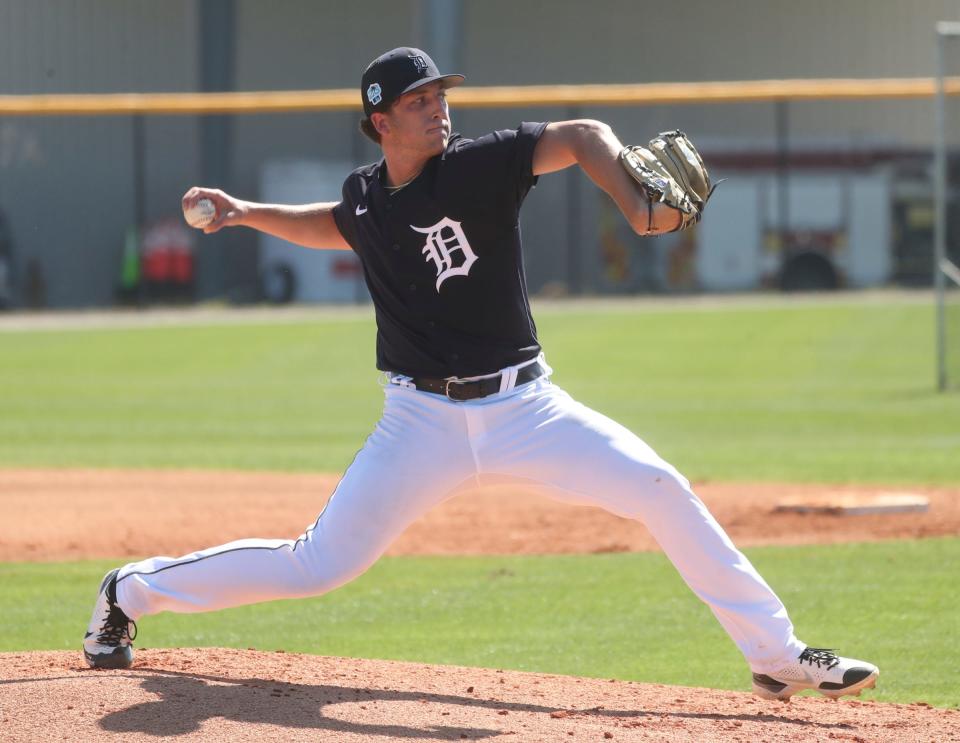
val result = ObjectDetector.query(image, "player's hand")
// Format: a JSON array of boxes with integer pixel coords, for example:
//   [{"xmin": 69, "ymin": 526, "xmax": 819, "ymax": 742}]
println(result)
[
  {"xmin": 648, "ymin": 202, "xmax": 684, "ymax": 234},
  {"xmin": 181, "ymin": 187, "xmax": 247, "ymax": 234}
]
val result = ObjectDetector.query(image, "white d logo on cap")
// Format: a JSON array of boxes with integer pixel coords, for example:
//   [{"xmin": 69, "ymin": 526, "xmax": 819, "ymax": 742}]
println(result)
[{"xmin": 367, "ymin": 83, "xmax": 383, "ymax": 106}]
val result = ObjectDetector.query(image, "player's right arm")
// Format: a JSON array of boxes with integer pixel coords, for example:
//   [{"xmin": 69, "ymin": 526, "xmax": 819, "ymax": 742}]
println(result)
[{"xmin": 182, "ymin": 187, "xmax": 351, "ymax": 251}]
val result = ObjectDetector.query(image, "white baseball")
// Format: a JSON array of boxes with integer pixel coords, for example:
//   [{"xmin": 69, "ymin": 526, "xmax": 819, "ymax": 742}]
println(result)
[{"xmin": 183, "ymin": 197, "xmax": 217, "ymax": 228}]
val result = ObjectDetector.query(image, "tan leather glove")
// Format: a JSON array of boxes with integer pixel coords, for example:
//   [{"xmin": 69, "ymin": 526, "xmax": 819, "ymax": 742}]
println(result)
[{"xmin": 619, "ymin": 130, "xmax": 715, "ymax": 232}]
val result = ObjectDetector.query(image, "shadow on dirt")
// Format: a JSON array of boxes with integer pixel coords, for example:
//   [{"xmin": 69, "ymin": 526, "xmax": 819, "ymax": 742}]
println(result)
[{"xmin": 92, "ymin": 667, "xmax": 856, "ymax": 739}]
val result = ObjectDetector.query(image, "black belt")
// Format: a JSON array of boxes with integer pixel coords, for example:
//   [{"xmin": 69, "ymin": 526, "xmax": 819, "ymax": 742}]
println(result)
[{"xmin": 411, "ymin": 361, "xmax": 545, "ymax": 401}]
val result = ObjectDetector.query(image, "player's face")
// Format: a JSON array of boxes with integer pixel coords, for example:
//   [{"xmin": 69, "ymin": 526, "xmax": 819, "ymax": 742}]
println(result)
[{"xmin": 384, "ymin": 82, "xmax": 451, "ymax": 156}]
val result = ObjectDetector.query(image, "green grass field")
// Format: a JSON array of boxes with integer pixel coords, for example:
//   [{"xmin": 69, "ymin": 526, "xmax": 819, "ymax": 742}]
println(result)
[
  {"xmin": 1, "ymin": 295, "xmax": 957, "ymax": 709},
  {"xmin": 1, "ymin": 539, "xmax": 957, "ymax": 707},
  {"xmin": 1, "ymin": 294, "xmax": 957, "ymax": 482}
]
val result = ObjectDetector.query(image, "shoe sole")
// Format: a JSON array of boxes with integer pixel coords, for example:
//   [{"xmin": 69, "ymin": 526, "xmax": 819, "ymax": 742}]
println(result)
[
  {"xmin": 84, "ymin": 646, "xmax": 133, "ymax": 670},
  {"xmin": 752, "ymin": 669, "xmax": 878, "ymax": 701}
]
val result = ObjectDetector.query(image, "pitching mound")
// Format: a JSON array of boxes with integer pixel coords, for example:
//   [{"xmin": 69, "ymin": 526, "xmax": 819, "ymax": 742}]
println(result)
[{"xmin": 2, "ymin": 649, "xmax": 955, "ymax": 742}]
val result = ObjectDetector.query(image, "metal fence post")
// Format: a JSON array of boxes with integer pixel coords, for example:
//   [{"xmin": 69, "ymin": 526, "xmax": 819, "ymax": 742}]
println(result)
[{"xmin": 566, "ymin": 105, "xmax": 582, "ymax": 295}]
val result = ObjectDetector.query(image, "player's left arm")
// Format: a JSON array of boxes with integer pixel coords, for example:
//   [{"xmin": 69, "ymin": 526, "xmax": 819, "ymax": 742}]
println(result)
[{"xmin": 532, "ymin": 119, "xmax": 682, "ymax": 235}]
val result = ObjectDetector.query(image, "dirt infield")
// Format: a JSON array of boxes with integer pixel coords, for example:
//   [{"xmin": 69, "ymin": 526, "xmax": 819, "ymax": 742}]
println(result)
[
  {"xmin": 3, "ymin": 648, "xmax": 957, "ymax": 742},
  {"xmin": 3, "ymin": 468, "xmax": 958, "ymax": 741},
  {"xmin": 0, "ymin": 468, "xmax": 956, "ymax": 561}
]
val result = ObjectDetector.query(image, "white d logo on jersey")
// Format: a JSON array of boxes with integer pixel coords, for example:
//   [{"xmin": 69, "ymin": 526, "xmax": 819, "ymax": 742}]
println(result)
[{"xmin": 412, "ymin": 217, "xmax": 478, "ymax": 291}]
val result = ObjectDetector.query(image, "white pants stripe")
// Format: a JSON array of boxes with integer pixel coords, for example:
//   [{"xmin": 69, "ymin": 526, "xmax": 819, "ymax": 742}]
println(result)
[{"xmin": 116, "ymin": 375, "xmax": 804, "ymax": 673}]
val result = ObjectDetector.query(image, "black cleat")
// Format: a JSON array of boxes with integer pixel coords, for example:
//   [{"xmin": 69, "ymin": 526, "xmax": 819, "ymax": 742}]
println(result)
[
  {"xmin": 82, "ymin": 569, "xmax": 136, "ymax": 669},
  {"xmin": 752, "ymin": 647, "xmax": 878, "ymax": 700}
]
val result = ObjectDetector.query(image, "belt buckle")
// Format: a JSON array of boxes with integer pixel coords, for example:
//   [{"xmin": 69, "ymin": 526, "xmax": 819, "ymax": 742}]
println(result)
[{"xmin": 444, "ymin": 378, "xmax": 469, "ymax": 401}]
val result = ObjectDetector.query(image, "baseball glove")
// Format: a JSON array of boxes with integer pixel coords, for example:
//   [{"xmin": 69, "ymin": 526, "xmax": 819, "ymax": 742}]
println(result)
[{"xmin": 619, "ymin": 130, "xmax": 715, "ymax": 232}]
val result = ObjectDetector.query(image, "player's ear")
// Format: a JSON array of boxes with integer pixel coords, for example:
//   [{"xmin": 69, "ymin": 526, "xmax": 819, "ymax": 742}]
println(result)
[{"xmin": 371, "ymin": 112, "xmax": 390, "ymax": 137}]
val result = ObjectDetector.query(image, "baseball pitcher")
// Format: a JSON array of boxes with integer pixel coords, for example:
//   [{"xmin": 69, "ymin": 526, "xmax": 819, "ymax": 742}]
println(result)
[{"xmin": 84, "ymin": 47, "xmax": 878, "ymax": 702}]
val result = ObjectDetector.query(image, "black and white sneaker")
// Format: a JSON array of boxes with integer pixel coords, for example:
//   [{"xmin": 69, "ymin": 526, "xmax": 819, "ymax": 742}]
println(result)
[
  {"xmin": 752, "ymin": 647, "xmax": 878, "ymax": 701},
  {"xmin": 82, "ymin": 568, "xmax": 136, "ymax": 669}
]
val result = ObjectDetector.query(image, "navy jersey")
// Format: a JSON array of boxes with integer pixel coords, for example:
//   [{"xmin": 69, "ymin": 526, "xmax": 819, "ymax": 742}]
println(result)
[{"xmin": 332, "ymin": 121, "xmax": 549, "ymax": 378}]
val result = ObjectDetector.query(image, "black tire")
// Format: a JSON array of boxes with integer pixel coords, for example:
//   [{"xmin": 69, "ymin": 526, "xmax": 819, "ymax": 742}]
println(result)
[{"xmin": 779, "ymin": 252, "xmax": 838, "ymax": 292}]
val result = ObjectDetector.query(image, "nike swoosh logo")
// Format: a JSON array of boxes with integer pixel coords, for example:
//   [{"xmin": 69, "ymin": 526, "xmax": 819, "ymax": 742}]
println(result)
[{"xmin": 355, "ymin": 204, "xmax": 368, "ymax": 216}]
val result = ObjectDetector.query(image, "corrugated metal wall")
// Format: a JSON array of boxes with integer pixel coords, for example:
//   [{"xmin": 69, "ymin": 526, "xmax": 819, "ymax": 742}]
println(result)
[
  {"xmin": 0, "ymin": 0, "xmax": 957, "ymax": 307},
  {"xmin": 0, "ymin": 1, "xmax": 199, "ymax": 307}
]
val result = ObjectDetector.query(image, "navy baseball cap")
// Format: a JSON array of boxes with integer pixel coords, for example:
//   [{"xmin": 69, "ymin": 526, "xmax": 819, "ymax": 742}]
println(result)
[{"xmin": 361, "ymin": 47, "xmax": 465, "ymax": 118}]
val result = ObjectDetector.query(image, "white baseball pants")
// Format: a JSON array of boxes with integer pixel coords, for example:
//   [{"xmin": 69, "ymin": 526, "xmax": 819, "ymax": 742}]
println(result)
[{"xmin": 116, "ymin": 362, "xmax": 804, "ymax": 674}]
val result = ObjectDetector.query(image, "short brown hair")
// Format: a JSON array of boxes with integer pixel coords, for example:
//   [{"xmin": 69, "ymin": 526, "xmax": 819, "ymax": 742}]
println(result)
[{"xmin": 359, "ymin": 117, "xmax": 381, "ymax": 144}]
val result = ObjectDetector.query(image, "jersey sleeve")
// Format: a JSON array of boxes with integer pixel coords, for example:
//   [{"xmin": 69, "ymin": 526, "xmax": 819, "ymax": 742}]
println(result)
[
  {"xmin": 509, "ymin": 121, "xmax": 549, "ymax": 206},
  {"xmin": 331, "ymin": 175, "xmax": 360, "ymax": 251}
]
